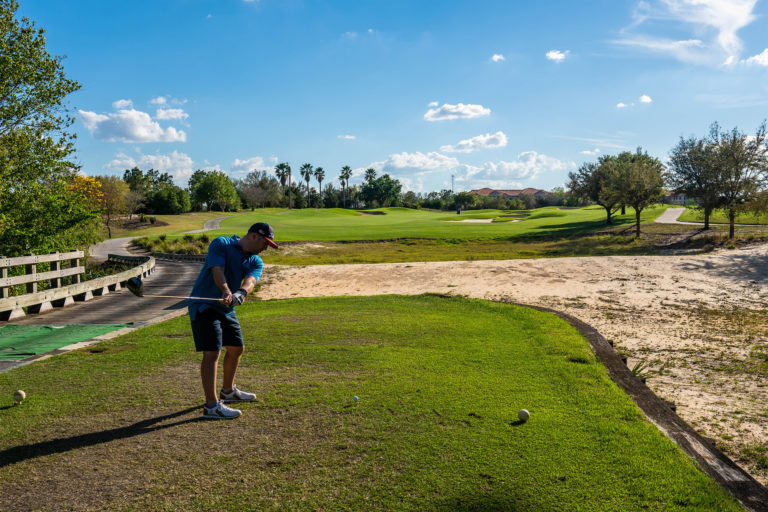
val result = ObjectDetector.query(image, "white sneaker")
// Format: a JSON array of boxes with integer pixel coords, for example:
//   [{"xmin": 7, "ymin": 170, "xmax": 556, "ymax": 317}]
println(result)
[
  {"xmin": 220, "ymin": 385, "xmax": 256, "ymax": 403},
  {"xmin": 203, "ymin": 401, "xmax": 242, "ymax": 420}
]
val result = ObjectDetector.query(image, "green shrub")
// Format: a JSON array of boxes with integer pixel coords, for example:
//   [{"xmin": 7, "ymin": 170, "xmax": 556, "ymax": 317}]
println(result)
[
  {"xmin": 149, "ymin": 216, "xmax": 156, "ymax": 224},
  {"xmin": 183, "ymin": 234, "xmax": 195, "ymax": 242},
  {"xmin": 159, "ymin": 234, "xmax": 167, "ymax": 242}
]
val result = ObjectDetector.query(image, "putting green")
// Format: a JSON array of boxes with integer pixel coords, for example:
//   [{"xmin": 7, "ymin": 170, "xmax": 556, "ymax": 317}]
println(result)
[{"xmin": 0, "ymin": 324, "xmax": 128, "ymax": 361}]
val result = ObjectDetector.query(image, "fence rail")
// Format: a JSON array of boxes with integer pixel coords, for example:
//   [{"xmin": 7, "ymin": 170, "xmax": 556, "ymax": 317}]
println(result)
[{"xmin": 0, "ymin": 252, "xmax": 155, "ymax": 321}]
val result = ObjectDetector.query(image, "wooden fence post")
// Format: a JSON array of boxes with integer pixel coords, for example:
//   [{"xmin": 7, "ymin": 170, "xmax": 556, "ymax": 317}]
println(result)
[
  {"xmin": 71, "ymin": 253, "xmax": 81, "ymax": 284},
  {"xmin": 50, "ymin": 252, "xmax": 61, "ymax": 289},
  {"xmin": 26, "ymin": 254, "xmax": 37, "ymax": 294},
  {"xmin": 1, "ymin": 257, "xmax": 7, "ymax": 299}
]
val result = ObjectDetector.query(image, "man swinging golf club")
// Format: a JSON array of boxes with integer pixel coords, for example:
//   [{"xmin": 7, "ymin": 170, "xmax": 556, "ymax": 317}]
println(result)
[{"xmin": 189, "ymin": 222, "xmax": 278, "ymax": 419}]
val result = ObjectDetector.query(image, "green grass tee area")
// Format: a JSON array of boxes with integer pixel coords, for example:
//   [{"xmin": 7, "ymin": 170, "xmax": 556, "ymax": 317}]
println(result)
[{"xmin": 0, "ymin": 296, "xmax": 739, "ymax": 511}]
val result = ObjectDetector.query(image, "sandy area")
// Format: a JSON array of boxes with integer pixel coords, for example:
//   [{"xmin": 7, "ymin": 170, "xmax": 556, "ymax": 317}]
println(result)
[
  {"xmin": 261, "ymin": 244, "xmax": 768, "ymax": 484},
  {"xmin": 445, "ymin": 218, "xmax": 495, "ymax": 223}
]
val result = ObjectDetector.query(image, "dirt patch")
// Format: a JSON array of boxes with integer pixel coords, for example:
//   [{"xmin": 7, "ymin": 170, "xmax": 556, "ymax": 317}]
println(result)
[
  {"xmin": 356, "ymin": 211, "xmax": 386, "ymax": 215},
  {"xmin": 260, "ymin": 243, "xmax": 768, "ymax": 485},
  {"xmin": 444, "ymin": 218, "xmax": 495, "ymax": 223}
]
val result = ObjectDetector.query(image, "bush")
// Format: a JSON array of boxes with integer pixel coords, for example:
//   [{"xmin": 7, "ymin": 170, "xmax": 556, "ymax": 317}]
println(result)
[
  {"xmin": 183, "ymin": 234, "xmax": 196, "ymax": 242},
  {"xmin": 198, "ymin": 234, "xmax": 210, "ymax": 244},
  {"xmin": 139, "ymin": 214, "xmax": 148, "ymax": 223},
  {"xmin": 149, "ymin": 216, "xmax": 156, "ymax": 224},
  {"xmin": 159, "ymin": 234, "xmax": 167, "ymax": 241}
]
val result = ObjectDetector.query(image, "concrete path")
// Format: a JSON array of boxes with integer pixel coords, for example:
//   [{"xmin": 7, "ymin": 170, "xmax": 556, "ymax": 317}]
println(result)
[
  {"xmin": 0, "ymin": 259, "xmax": 202, "ymax": 373},
  {"xmin": 654, "ymin": 208, "xmax": 700, "ymax": 225},
  {"xmin": 184, "ymin": 216, "xmax": 232, "ymax": 234},
  {"xmin": 88, "ymin": 237, "xmax": 137, "ymax": 262}
]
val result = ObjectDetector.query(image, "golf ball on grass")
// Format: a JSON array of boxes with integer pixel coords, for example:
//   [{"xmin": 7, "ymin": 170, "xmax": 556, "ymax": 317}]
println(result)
[
  {"xmin": 518, "ymin": 409, "xmax": 530, "ymax": 422},
  {"xmin": 13, "ymin": 390, "xmax": 25, "ymax": 404},
  {"xmin": 353, "ymin": 396, "xmax": 359, "ymax": 402}
]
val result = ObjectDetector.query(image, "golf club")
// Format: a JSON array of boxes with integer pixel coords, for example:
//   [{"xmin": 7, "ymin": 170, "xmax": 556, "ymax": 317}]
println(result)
[{"xmin": 125, "ymin": 277, "xmax": 224, "ymax": 302}]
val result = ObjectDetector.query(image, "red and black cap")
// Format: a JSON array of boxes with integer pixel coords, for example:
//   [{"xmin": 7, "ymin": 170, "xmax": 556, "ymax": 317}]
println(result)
[{"xmin": 249, "ymin": 222, "xmax": 279, "ymax": 248}]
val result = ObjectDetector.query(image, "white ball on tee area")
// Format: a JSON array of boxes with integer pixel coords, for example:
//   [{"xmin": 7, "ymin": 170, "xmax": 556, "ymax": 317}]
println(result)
[{"xmin": 518, "ymin": 409, "xmax": 530, "ymax": 422}]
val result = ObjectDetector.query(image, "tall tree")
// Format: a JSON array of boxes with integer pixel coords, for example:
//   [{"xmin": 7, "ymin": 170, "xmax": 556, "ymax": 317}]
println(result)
[
  {"xmin": 668, "ymin": 134, "xmax": 722, "ymax": 229},
  {"xmin": 96, "ymin": 175, "xmax": 129, "ymax": 239},
  {"xmin": 189, "ymin": 170, "xmax": 240, "ymax": 211},
  {"xmin": 708, "ymin": 121, "xmax": 768, "ymax": 238},
  {"xmin": 274, "ymin": 162, "xmax": 290, "ymax": 208},
  {"xmin": 567, "ymin": 157, "xmax": 622, "ymax": 225},
  {"xmin": 314, "ymin": 166, "xmax": 325, "ymax": 207},
  {"xmin": 0, "ymin": 0, "xmax": 102, "ymax": 256},
  {"xmin": 364, "ymin": 168, "xmax": 377, "ymax": 183},
  {"xmin": 300, "ymin": 163, "xmax": 313, "ymax": 201},
  {"xmin": 340, "ymin": 165, "xmax": 352, "ymax": 208},
  {"xmin": 609, "ymin": 149, "xmax": 665, "ymax": 238}
]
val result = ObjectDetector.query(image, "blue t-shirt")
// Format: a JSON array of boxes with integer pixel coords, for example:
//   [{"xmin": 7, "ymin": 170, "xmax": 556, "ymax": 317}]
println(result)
[{"xmin": 188, "ymin": 235, "xmax": 264, "ymax": 321}]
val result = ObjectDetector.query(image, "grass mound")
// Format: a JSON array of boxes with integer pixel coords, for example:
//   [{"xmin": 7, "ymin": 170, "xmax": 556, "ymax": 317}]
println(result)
[{"xmin": 0, "ymin": 295, "xmax": 739, "ymax": 511}]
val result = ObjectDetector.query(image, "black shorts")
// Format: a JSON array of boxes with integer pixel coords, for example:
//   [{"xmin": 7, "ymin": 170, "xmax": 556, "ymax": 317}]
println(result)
[{"xmin": 190, "ymin": 308, "xmax": 244, "ymax": 352}]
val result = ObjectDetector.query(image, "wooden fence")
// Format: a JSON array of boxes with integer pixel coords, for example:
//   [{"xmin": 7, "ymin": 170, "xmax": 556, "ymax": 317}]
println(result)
[{"xmin": 0, "ymin": 251, "xmax": 155, "ymax": 321}]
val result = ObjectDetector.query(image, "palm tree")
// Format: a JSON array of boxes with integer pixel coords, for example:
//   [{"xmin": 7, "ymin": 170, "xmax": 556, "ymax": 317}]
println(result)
[
  {"xmin": 286, "ymin": 164, "xmax": 292, "ymax": 209},
  {"xmin": 274, "ymin": 162, "xmax": 288, "ymax": 207},
  {"xmin": 300, "ymin": 163, "xmax": 313, "ymax": 203},
  {"xmin": 314, "ymin": 166, "xmax": 325, "ymax": 208},
  {"xmin": 364, "ymin": 168, "xmax": 377, "ymax": 183},
  {"xmin": 340, "ymin": 165, "xmax": 352, "ymax": 208}
]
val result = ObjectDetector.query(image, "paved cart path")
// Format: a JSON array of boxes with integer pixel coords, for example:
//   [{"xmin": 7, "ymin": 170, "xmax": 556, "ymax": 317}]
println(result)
[{"xmin": 184, "ymin": 216, "xmax": 232, "ymax": 233}]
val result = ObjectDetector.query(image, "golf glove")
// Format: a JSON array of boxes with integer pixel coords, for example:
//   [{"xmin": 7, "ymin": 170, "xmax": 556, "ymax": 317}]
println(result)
[{"xmin": 231, "ymin": 289, "xmax": 247, "ymax": 306}]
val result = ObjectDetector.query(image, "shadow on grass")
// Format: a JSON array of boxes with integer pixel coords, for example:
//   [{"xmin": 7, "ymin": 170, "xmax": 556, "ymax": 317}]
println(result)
[{"xmin": 0, "ymin": 406, "xmax": 201, "ymax": 468}]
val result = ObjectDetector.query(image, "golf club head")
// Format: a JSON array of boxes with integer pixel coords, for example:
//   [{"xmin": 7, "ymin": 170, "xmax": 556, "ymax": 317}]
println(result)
[{"xmin": 126, "ymin": 277, "xmax": 144, "ymax": 297}]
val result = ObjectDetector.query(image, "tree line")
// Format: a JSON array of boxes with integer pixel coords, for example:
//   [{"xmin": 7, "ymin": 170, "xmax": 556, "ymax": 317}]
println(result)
[{"xmin": 567, "ymin": 122, "xmax": 768, "ymax": 238}]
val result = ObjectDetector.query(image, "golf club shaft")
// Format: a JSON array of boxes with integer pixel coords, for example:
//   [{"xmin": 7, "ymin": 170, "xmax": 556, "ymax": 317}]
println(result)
[{"xmin": 141, "ymin": 294, "xmax": 224, "ymax": 302}]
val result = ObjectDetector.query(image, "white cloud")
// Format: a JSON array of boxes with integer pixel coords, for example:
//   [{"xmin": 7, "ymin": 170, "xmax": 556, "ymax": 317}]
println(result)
[
  {"xmin": 149, "ymin": 96, "xmax": 167, "ymax": 105},
  {"xmin": 428, "ymin": 101, "xmax": 439, "ymax": 108},
  {"xmin": 79, "ymin": 111, "xmax": 176, "ymax": 143},
  {"xmin": 105, "ymin": 150, "xmax": 196, "ymax": 182},
  {"xmin": 343, "ymin": 31, "xmax": 358, "ymax": 39},
  {"xmin": 156, "ymin": 108, "xmax": 189, "ymax": 120},
  {"xmin": 338, "ymin": 134, "xmax": 356, "ymax": 140},
  {"xmin": 112, "ymin": 99, "xmax": 133, "ymax": 109},
  {"xmin": 491, "ymin": 53, "xmax": 505, "ymax": 62},
  {"xmin": 79, "ymin": 108, "xmax": 186, "ymax": 143},
  {"xmin": 466, "ymin": 152, "xmax": 574, "ymax": 184},
  {"xmin": 617, "ymin": 102, "xmax": 628, "ymax": 108},
  {"xmin": 580, "ymin": 148, "xmax": 601, "ymax": 155},
  {"xmin": 440, "ymin": 131, "xmax": 508, "ymax": 153},
  {"xmin": 424, "ymin": 103, "xmax": 491, "ymax": 122},
  {"xmin": 546, "ymin": 50, "xmax": 569, "ymax": 62},
  {"xmin": 639, "ymin": 94, "xmax": 653, "ymax": 103},
  {"xmin": 270, "ymin": 156, "xmax": 279, "ymax": 163},
  {"xmin": 616, "ymin": 0, "xmax": 758, "ymax": 65},
  {"xmin": 231, "ymin": 157, "xmax": 267, "ymax": 175},
  {"xmin": 381, "ymin": 152, "xmax": 461, "ymax": 173},
  {"xmin": 744, "ymin": 48, "xmax": 768, "ymax": 66},
  {"xmin": 368, "ymin": 28, "xmax": 374, "ymax": 33}
]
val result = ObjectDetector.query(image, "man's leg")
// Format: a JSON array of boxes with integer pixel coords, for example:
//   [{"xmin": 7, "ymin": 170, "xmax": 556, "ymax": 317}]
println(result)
[
  {"xmin": 222, "ymin": 345, "xmax": 243, "ymax": 392},
  {"xmin": 201, "ymin": 350, "xmax": 220, "ymax": 406}
]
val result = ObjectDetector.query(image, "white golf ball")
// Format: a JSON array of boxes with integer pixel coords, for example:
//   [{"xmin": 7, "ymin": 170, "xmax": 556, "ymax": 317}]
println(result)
[
  {"xmin": 13, "ymin": 390, "xmax": 25, "ymax": 403},
  {"xmin": 518, "ymin": 409, "xmax": 530, "ymax": 422},
  {"xmin": 353, "ymin": 396, "xmax": 359, "ymax": 402}
]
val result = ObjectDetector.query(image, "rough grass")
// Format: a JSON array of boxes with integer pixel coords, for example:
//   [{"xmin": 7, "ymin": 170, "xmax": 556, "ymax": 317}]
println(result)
[
  {"xmin": 678, "ymin": 208, "xmax": 768, "ymax": 225},
  {"xmin": 0, "ymin": 296, "xmax": 741, "ymax": 511}
]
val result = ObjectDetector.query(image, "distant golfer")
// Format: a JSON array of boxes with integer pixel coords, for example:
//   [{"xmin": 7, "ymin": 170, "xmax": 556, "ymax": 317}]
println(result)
[{"xmin": 188, "ymin": 222, "xmax": 278, "ymax": 419}]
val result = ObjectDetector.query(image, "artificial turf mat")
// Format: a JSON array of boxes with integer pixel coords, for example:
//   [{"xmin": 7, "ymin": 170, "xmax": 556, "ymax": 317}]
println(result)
[{"xmin": 0, "ymin": 324, "xmax": 128, "ymax": 360}]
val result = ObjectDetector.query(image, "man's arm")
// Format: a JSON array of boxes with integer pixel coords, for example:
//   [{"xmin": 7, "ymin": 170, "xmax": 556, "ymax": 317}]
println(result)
[{"xmin": 211, "ymin": 266, "xmax": 233, "ymax": 306}]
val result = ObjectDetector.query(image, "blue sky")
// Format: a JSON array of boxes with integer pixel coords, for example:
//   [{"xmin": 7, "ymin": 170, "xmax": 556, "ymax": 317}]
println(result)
[{"xmin": 19, "ymin": 0, "xmax": 768, "ymax": 193}]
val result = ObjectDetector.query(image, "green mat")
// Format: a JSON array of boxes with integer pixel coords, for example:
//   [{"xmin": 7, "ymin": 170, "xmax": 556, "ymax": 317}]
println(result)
[{"xmin": 0, "ymin": 324, "xmax": 129, "ymax": 361}]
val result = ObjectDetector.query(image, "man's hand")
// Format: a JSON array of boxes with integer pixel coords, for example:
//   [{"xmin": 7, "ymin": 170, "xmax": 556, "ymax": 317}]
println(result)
[
  {"xmin": 221, "ymin": 290, "xmax": 233, "ymax": 306},
  {"xmin": 231, "ymin": 289, "xmax": 247, "ymax": 306}
]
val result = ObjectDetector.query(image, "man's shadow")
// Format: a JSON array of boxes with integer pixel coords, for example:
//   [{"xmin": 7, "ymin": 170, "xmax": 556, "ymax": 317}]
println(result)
[{"xmin": 0, "ymin": 406, "xmax": 202, "ymax": 468}]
